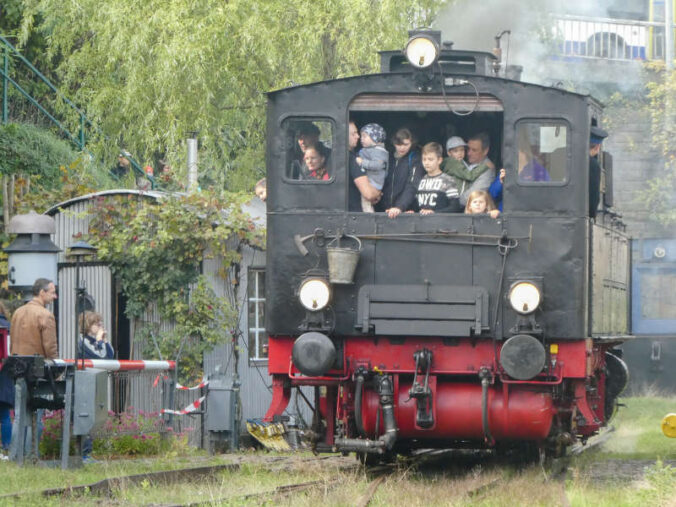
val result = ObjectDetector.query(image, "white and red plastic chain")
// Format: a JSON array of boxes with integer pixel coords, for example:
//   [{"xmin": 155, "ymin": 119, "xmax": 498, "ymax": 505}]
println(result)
[
  {"xmin": 175, "ymin": 378, "xmax": 208, "ymax": 390},
  {"xmin": 160, "ymin": 396, "xmax": 206, "ymax": 416},
  {"xmin": 152, "ymin": 375, "xmax": 208, "ymax": 390}
]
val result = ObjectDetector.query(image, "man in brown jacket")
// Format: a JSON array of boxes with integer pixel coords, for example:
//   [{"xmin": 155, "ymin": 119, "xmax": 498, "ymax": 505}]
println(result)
[{"xmin": 10, "ymin": 278, "xmax": 58, "ymax": 359}]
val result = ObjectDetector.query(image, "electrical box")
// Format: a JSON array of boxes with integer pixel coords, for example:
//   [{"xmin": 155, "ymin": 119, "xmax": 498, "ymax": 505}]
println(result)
[
  {"xmin": 205, "ymin": 377, "xmax": 237, "ymax": 432},
  {"xmin": 72, "ymin": 369, "xmax": 108, "ymax": 436}
]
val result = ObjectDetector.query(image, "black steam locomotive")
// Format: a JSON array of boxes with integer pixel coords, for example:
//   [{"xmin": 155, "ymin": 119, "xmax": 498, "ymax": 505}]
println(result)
[{"xmin": 263, "ymin": 30, "xmax": 630, "ymax": 459}]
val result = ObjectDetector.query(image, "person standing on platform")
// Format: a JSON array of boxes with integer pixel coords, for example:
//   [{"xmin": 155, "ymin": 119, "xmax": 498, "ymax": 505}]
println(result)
[
  {"xmin": 10, "ymin": 278, "xmax": 58, "ymax": 359},
  {"xmin": 589, "ymin": 126, "xmax": 608, "ymax": 219},
  {"xmin": 9, "ymin": 278, "xmax": 58, "ymax": 458},
  {"xmin": 0, "ymin": 302, "xmax": 13, "ymax": 458}
]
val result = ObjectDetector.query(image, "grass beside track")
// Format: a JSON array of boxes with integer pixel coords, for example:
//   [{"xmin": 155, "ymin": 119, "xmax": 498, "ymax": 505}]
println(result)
[
  {"xmin": 1, "ymin": 396, "xmax": 675, "ymax": 506},
  {"xmin": 562, "ymin": 396, "xmax": 676, "ymax": 507}
]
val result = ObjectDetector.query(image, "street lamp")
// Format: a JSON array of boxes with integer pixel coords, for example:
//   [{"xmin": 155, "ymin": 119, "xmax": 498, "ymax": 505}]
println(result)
[
  {"xmin": 67, "ymin": 240, "xmax": 97, "ymax": 368},
  {"xmin": 4, "ymin": 211, "xmax": 61, "ymax": 301}
]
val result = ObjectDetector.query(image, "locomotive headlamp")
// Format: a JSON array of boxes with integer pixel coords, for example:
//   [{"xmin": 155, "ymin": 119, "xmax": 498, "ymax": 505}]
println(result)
[
  {"xmin": 404, "ymin": 34, "xmax": 440, "ymax": 69},
  {"xmin": 508, "ymin": 281, "xmax": 541, "ymax": 315},
  {"xmin": 299, "ymin": 278, "xmax": 331, "ymax": 311}
]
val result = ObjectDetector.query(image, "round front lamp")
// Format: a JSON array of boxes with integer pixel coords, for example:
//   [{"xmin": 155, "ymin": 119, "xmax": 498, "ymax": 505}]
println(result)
[
  {"xmin": 298, "ymin": 278, "xmax": 330, "ymax": 311},
  {"xmin": 508, "ymin": 281, "xmax": 541, "ymax": 315},
  {"xmin": 404, "ymin": 34, "xmax": 440, "ymax": 69}
]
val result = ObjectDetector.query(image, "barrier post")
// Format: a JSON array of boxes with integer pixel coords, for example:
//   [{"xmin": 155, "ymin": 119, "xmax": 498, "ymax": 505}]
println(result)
[{"xmin": 162, "ymin": 375, "xmax": 175, "ymax": 435}]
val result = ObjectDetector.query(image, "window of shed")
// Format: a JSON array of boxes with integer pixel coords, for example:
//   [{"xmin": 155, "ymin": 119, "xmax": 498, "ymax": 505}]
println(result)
[
  {"xmin": 283, "ymin": 119, "xmax": 333, "ymax": 182},
  {"xmin": 247, "ymin": 269, "xmax": 267, "ymax": 361},
  {"xmin": 516, "ymin": 122, "xmax": 568, "ymax": 184}
]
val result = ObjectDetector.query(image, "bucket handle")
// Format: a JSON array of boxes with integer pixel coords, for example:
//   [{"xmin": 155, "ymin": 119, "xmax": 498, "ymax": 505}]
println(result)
[{"xmin": 327, "ymin": 233, "xmax": 361, "ymax": 251}]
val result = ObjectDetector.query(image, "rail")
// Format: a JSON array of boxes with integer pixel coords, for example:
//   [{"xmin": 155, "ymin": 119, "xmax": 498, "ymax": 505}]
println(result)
[{"xmin": 554, "ymin": 14, "xmax": 674, "ymax": 61}]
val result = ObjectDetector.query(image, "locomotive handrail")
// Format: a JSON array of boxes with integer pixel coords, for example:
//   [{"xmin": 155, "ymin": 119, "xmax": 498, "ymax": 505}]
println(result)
[
  {"xmin": 294, "ymin": 229, "xmax": 523, "ymax": 255},
  {"xmin": 354, "ymin": 236, "xmax": 518, "ymax": 248},
  {"xmin": 287, "ymin": 361, "xmax": 351, "ymax": 382}
]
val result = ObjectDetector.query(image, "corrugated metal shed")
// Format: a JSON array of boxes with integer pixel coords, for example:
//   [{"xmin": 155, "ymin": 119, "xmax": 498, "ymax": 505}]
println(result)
[{"xmin": 46, "ymin": 190, "xmax": 288, "ymax": 440}]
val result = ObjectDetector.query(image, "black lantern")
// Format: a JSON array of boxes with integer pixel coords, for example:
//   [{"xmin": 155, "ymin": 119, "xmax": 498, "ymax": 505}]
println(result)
[
  {"xmin": 4, "ymin": 211, "xmax": 61, "ymax": 300},
  {"xmin": 67, "ymin": 240, "xmax": 97, "ymax": 368}
]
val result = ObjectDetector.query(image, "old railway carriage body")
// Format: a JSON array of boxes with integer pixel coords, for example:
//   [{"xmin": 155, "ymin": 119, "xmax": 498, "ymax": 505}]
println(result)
[{"xmin": 264, "ymin": 32, "xmax": 630, "ymax": 457}]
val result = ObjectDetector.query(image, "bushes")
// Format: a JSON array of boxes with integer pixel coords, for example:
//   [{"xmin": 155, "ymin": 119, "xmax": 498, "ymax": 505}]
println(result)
[
  {"xmin": 0, "ymin": 122, "xmax": 79, "ymax": 185},
  {"xmin": 39, "ymin": 407, "xmax": 191, "ymax": 459},
  {"xmin": 40, "ymin": 409, "xmax": 76, "ymax": 457}
]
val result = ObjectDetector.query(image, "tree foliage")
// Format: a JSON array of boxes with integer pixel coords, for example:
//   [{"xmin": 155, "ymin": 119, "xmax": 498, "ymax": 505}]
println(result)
[
  {"xmin": 0, "ymin": 122, "xmax": 78, "ymax": 179},
  {"xmin": 0, "ymin": 122, "xmax": 117, "ymax": 216},
  {"xmin": 17, "ymin": 0, "xmax": 447, "ymax": 192},
  {"xmin": 634, "ymin": 64, "xmax": 676, "ymax": 226}
]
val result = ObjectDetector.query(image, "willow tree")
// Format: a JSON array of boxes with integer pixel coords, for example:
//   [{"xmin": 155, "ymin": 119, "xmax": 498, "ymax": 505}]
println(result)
[
  {"xmin": 17, "ymin": 0, "xmax": 447, "ymax": 192},
  {"xmin": 633, "ymin": 65, "xmax": 676, "ymax": 226}
]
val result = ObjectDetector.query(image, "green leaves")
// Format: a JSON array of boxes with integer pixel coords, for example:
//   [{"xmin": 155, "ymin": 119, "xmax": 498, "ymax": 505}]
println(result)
[
  {"xmin": 16, "ymin": 0, "xmax": 447, "ymax": 192},
  {"xmin": 88, "ymin": 190, "xmax": 263, "ymax": 382},
  {"xmin": 0, "ymin": 122, "xmax": 77, "ymax": 178},
  {"xmin": 629, "ymin": 65, "xmax": 676, "ymax": 225}
]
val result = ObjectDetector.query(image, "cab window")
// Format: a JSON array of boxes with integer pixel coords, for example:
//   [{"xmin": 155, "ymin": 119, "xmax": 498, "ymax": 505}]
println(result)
[
  {"xmin": 283, "ymin": 119, "xmax": 333, "ymax": 182},
  {"xmin": 516, "ymin": 122, "xmax": 568, "ymax": 184}
]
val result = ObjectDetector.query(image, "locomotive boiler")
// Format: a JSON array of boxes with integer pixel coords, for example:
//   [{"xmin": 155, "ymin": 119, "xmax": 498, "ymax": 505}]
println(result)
[{"xmin": 263, "ymin": 30, "xmax": 630, "ymax": 459}]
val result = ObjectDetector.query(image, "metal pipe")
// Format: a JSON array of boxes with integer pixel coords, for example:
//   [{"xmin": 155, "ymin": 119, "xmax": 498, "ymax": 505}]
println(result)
[
  {"xmin": 336, "ymin": 374, "xmax": 397, "ymax": 455},
  {"xmin": 187, "ymin": 135, "xmax": 198, "ymax": 191},
  {"xmin": 479, "ymin": 369, "xmax": 495, "ymax": 446},
  {"xmin": 377, "ymin": 375, "xmax": 397, "ymax": 450},
  {"xmin": 354, "ymin": 374, "xmax": 366, "ymax": 437}
]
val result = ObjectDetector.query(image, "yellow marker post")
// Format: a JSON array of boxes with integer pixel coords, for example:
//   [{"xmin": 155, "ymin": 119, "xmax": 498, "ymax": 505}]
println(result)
[{"xmin": 662, "ymin": 413, "xmax": 676, "ymax": 438}]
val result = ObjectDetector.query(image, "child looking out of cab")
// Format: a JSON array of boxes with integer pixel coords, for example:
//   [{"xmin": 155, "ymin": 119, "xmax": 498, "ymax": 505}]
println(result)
[
  {"xmin": 416, "ymin": 142, "xmax": 461, "ymax": 215},
  {"xmin": 445, "ymin": 136, "xmax": 467, "ymax": 162},
  {"xmin": 356, "ymin": 123, "xmax": 388, "ymax": 212},
  {"xmin": 465, "ymin": 190, "xmax": 500, "ymax": 218}
]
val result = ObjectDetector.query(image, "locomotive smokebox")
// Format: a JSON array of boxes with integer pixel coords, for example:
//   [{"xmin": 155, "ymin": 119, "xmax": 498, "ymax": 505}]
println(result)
[
  {"xmin": 292, "ymin": 332, "xmax": 336, "ymax": 377},
  {"xmin": 500, "ymin": 334, "xmax": 546, "ymax": 380}
]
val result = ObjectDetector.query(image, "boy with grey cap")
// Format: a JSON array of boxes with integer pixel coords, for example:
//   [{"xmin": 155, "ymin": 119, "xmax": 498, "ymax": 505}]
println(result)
[
  {"xmin": 356, "ymin": 123, "xmax": 389, "ymax": 212},
  {"xmin": 445, "ymin": 136, "xmax": 467, "ymax": 161}
]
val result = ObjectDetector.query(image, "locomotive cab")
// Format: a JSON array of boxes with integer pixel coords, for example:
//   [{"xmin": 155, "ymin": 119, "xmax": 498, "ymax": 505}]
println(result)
[{"xmin": 264, "ymin": 30, "xmax": 630, "ymax": 458}]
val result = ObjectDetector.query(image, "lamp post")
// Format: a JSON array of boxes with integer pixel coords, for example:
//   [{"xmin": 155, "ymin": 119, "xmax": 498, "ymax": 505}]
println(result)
[
  {"xmin": 4, "ymin": 211, "xmax": 61, "ymax": 301},
  {"xmin": 67, "ymin": 241, "xmax": 97, "ymax": 369}
]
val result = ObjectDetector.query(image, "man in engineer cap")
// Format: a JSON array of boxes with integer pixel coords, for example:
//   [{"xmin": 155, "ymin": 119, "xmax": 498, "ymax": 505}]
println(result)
[{"xmin": 589, "ymin": 125, "xmax": 608, "ymax": 219}]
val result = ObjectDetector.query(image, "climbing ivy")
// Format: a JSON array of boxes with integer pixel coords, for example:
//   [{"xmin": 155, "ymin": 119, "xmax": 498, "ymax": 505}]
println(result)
[{"xmin": 87, "ymin": 190, "xmax": 263, "ymax": 381}]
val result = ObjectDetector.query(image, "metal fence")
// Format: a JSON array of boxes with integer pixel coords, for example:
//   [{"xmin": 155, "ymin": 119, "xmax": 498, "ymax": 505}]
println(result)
[
  {"xmin": 555, "ymin": 15, "xmax": 672, "ymax": 61},
  {"xmin": 66, "ymin": 363, "xmax": 204, "ymax": 448}
]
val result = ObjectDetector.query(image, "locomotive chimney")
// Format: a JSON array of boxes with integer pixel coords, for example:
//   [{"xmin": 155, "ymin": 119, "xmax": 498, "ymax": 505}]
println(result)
[{"xmin": 505, "ymin": 64, "xmax": 523, "ymax": 81}]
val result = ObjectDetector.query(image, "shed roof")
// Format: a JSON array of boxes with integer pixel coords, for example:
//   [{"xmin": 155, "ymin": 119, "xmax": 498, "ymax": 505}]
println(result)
[
  {"xmin": 45, "ymin": 189, "xmax": 170, "ymax": 216},
  {"xmin": 45, "ymin": 189, "xmax": 267, "ymax": 228}
]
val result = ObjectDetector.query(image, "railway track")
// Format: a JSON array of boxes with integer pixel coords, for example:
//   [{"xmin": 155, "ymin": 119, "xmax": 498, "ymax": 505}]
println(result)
[
  {"xmin": 0, "ymin": 454, "xmax": 352, "ymax": 503},
  {"xmin": 0, "ymin": 432, "xmax": 631, "ymax": 505}
]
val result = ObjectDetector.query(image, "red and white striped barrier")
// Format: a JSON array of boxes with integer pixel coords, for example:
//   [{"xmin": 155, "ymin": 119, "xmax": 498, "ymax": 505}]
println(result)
[
  {"xmin": 160, "ymin": 396, "xmax": 205, "ymax": 415},
  {"xmin": 55, "ymin": 359, "xmax": 176, "ymax": 371},
  {"xmin": 176, "ymin": 378, "xmax": 208, "ymax": 390}
]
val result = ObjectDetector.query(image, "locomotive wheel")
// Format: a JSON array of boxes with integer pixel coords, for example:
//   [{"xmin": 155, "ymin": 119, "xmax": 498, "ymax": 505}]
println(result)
[
  {"xmin": 356, "ymin": 450, "xmax": 396, "ymax": 466},
  {"xmin": 604, "ymin": 352, "xmax": 629, "ymax": 421},
  {"xmin": 494, "ymin": 441, "xmax": 542, "ymax": 464}
]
